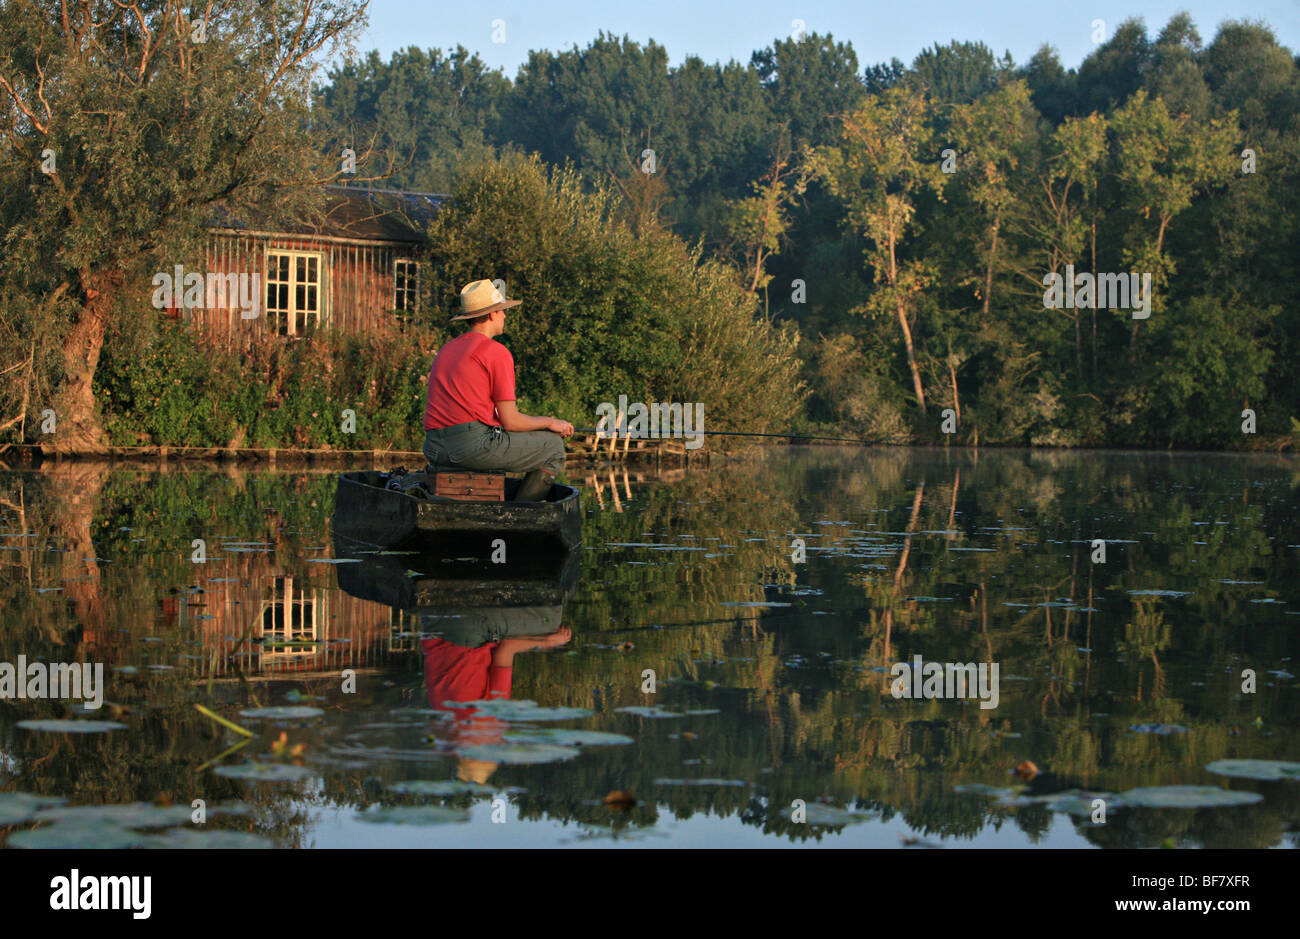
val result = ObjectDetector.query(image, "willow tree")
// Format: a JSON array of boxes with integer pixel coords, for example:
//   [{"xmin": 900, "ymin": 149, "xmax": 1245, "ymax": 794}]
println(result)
[
  {"xmin": 0, "ymin": 0, "xmax": 367, "ymax": 452},
  {"xmin": 809, "ymin": 87, "xmax": 947, "ymax": 411}
]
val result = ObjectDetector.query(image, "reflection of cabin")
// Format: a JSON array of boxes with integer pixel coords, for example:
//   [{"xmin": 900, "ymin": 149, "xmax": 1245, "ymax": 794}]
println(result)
[
  {"xmin": 180, "ymin": 548, "xmax": 415, "ymax": 679},
  {"xmin": 176, "ymin": 186, "xmax": 445, "ymax": 342}
]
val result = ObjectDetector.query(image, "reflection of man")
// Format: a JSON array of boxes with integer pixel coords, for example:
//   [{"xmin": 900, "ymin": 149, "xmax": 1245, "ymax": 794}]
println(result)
[
  {"xmin": 423, "ymin": 279, "xmax": 575, "ymax": 502},
  {"xmin": 421, "ymin": 605, "xmax": 571, "ymax": 783}
]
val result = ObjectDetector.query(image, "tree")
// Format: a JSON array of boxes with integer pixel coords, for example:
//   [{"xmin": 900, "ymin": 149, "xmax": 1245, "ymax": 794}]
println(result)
[
  {"xmin": 507, "ymin": 33, "xmax": 680, "ymax": 227},
  {"xmin": 1022, "ymin": 46, "xmax": 1076, "ymax": 125},
  {"xmin": 720, "ymin": 126, "xmax": 806, "ymax": 299},
  {"xmin": 313, "ymin": 45, "xmax": 511, "ymax": 192},
  {"xmin": 1202, "ymin": 20, "xmax": 1300, "ymax": 133},
  {"xmin": 1108, "ymin": 90, "xmax": 1237, "ymax": 354},
  {"xmin": 1145, "ymin": 13, "xmax": 1213, "ymax": 121},
  {"xmin": 863, "ymin": 58, "xmax": 907, "ymax": 96},
  {"xmin": 809, "ymin": 88, "xmax": 947, "ymax": 411},
  {"xmin": 1076, "ymin": 18, "xmax": 1152, "ymax": 115},
  {"xmin": 910, "ymin": 40, "xmax": 1005, "ymax": 104},
  {"xmin": 0, "ymin": 0, "xmax": 368, "ymax": 452},
  {"xmin": 948, "ymin": 81, "xmax": 1039, "ymax": 316},
  {"xmin": 751, "ymin": 33, "xmax": 865, "ymax": 151},
  {"xmin": 1021, "ymin": 113, "xmax": 1108, "ymax": 379},
  {"xmin": 421, "ymin": 153, "xmax": 806, "ymax": 431}
]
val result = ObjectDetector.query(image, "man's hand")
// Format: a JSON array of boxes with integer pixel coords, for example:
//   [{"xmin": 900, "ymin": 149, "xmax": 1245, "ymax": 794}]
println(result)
[
  {"xmin": 497, "ymin": 401, "xmax": 574, "ymax": 436},
  {"xmin": 533, "ymin": 626, "xmax": 572, "ymax": 649}
]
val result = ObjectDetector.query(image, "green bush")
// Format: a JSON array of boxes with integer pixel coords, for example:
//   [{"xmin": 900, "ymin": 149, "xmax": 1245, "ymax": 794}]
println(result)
[
  {"xmin": 96, "ymin": 319, "xmax": 442, "ymax": 450},
  {"xmin": 424, "ymin": 153, "xmax": 808, "ymax": 434}
]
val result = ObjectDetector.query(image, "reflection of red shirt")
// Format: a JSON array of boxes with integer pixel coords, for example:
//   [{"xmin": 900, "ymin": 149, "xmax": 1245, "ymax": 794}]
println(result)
[
  {"xmin": 423, "ymin": 638, "xmax": 513, "ymax": 748},
  {"xmin": 422, "ymin": 638, "xmax": 513, "ymax": 708},
  {"xmin": 424, "ymin": 333, "xmax": 516, "ymax": 430}
]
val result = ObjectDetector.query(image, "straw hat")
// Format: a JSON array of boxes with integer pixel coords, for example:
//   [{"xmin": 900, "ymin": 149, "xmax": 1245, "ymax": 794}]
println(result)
[{"xmin": 451, "ymin": 279, "xmax": 521, "ymax": 321}]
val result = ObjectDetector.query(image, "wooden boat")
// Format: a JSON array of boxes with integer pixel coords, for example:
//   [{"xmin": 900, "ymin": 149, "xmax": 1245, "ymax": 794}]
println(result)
[{"xmin": 331, "ymin": 469, "xmax": 582, "ymax": 554}]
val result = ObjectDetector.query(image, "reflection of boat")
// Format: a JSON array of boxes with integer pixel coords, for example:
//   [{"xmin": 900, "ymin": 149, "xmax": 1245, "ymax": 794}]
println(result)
[
  {"xmin": 332, "ymin": 470, "xmax": 582, "ymax": 553},
  {"xmin": 332, "ymin": 538, "xmax": 580, "ymax": 612}
]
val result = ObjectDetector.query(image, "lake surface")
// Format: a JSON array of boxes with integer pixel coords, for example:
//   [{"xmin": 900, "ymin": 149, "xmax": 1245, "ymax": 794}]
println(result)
[{"xmin": 1, "ymin": 449, "xmax": 1298, "ymax": 848}]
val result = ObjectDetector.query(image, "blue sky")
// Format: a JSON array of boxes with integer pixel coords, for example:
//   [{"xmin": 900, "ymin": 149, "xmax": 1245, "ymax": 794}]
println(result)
[{"xmin": 344, "ymin": 0, "xmax": 1300, "ymax": 76}]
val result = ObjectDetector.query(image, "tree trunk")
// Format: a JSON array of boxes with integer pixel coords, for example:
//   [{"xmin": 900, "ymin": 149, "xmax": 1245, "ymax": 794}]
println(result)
[
  {"xmin": 898, "ymin": 300, "xmax": 925, "ymax": 410},
  {"xmin": 49, "ymin": 462, "xmax": 109, "ymax": 651},
  {"xmin": 49, "ymin": 275, "xmax": 119, "ymax": 454},
  {"xmin": 888, "ymin": 232, "xmax": 925, "ymax": 410},
  {"xmin": 982, "ymin": 212, "xmax": 1000, "ymax": 315},
  {"xmin": 1074, "ymin": 310, "xmax": 1082, "ymax": 376},
  {"xmin": 1090, "ymin": 179, "xmax": 1098, "ymax": 380},
  {"xmin": 947, "ymin": 355, "xmax": 960, "ymax": 425}
]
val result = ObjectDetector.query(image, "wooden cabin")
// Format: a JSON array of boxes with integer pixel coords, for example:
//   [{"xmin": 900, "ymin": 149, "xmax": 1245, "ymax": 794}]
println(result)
[
  {"xmin": 181, "ymin": 548, "xmax": 415, "ymax": 680},
  {"xmin": 180, "ymin": 186, "xmax": 445, "ymax": 342}
]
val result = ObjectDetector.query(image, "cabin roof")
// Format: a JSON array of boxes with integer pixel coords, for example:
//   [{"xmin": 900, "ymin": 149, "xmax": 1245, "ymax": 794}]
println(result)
[{"xmin": 211, "ymin": 186, "xmax": 447, "ymax": 244}]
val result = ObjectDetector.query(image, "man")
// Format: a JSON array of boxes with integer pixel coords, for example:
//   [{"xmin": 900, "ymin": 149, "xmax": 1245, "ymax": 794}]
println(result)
[{"xmin": 423, "ymin": 279, "xmax": 574, "ymax": 501}]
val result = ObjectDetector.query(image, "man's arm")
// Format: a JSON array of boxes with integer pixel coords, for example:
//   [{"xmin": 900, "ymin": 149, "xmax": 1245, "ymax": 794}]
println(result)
[
  {"xmin": 491, "ymin": 628, "xmax": 573, "ymax": 668},
  {"xmin": 495, "ymin": 399, "xmax": 574, "ymax": 437}
]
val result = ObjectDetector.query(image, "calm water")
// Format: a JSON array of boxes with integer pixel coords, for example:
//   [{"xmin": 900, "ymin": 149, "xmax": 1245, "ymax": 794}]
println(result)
[{"xmin": 1, "ymin": 449, "xmax": 1298, "ymax": 848}]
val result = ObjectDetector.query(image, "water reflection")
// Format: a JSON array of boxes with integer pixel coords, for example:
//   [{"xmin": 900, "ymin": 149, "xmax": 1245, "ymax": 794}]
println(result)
[
  {"xmin": 0, "ymin": 451, "xmax": 1298, "ymax": 848},
  {"xmin": 337, "ymin": 548, "xmax": 580, "ymax": 787}
]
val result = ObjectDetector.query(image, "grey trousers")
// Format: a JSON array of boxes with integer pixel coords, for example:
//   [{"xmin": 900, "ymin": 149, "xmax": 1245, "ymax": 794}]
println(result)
[
  {"xmin": 423, "ymin": 421, "xmax": 565, "ymax": 476},
  {"xmin": 420, "ymin": 605, "xmax": 565, "ymax": 648}
]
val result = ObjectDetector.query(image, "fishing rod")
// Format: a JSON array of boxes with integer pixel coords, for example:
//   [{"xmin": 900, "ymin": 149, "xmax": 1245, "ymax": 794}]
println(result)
[{"xmin": 574, "ymin": 427, "xmax": 900, "ymax": 447}]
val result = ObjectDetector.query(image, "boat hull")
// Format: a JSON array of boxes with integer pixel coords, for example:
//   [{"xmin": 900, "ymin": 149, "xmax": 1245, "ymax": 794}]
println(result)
[
  {"xmin": 333, "ymin": 540, "xmax": 581, "ymax": 611},
  {"xmin": 331, "ymin": 470, "xmax": 582, "ymax": 555}
]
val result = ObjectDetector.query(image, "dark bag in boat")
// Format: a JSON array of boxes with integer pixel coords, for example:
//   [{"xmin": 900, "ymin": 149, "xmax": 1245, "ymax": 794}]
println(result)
[{"xmin": 382, "ymin": 468, "xmax": 432, "ymax": 498}]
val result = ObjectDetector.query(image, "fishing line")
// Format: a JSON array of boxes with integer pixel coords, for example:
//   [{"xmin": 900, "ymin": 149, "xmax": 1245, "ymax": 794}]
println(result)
[{"xmin": 575, "ymin": 427, "xmax": 900, "ymax": 447}]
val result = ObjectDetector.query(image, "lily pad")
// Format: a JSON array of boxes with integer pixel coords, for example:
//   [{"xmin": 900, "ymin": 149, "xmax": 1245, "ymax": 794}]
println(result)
[
  {"xmin": 456, "ymin": 743, "xmax": 580, "ymax": 764},
  {"xmin": 213, "ymin": 761, "xmax": 316, "ymax": 782},
  {"xmin": 325, "ymin": 742, "xmax": 449, "ymax": 764},
  {"xmin": 386, "ymin": 780, "xmax": 505, "ymax": 796},
  {"xmin": 16, "ymin": 719, "xmax": 126, "ymax": 733},
  {"xmin": 142, "ymin": 829, "xmax": 275, "ymax": 848},
  {"xmin": 954, "ymin": 783, "xmax": 1025, "ymax": 800},
  {"xmin": 615, "ymin": 706, "xmax": 682, "ymax": 719},
  {"xmin": 1047, "ymin": 794, "xmax": 1120, "ymax": 816},
  {"xmin": 0, "ymin": 792, "xmax": 68, "ymax": 826},
  {"xmin": 1129, "ymin": 723, "xmax": 1190, "ymax": 735},
  {"xmin": 445, "ymin": 699, "xmax": 593, "ymax": 721},
  {"xmin": 1118, "ymin": 785, "xmax": 1264, "ymax": 808},
  {"xmin": 35, "ymin": 803, "xmax": 195, "ymax": 828},
  {"xmin": 8, "ymin": 824, "xmax": 148, "ymax": 849},
  {"xmin": 503, "ymin": 729, "xmax": 634, "ymax": 747},
  {"xmin": 780, "ymin": 803, "xmax": 877, "ymax": 826},
  {"xmin": 237, "ymin": 706, "xmax": 325, "ymax": 720},
  {"xmin": 355, "ymin": 805, "xmax": 471, "ymax": 825},
  {"xmin": 998, "ymin": 789, "xmax": 1120, "ymax": 815},
  {"xmin": 1204, "ymin": 759, "xmax": 1300, "ymax": 781}
]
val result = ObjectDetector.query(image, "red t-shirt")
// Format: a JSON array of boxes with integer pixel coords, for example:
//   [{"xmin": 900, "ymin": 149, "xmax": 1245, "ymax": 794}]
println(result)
[{"xmin": 424, "ymin": 332, "xmax": 516, "ymax": 430}]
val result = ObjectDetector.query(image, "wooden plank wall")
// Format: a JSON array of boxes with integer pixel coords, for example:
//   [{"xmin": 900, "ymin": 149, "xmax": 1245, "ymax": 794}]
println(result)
[
  {"xmin": 193, "ymin": 233, "xmax": 419, "ymax": 344},
  {"xmin": 186, "ymin": 552, "xmax": 404, "ymax": 678}
]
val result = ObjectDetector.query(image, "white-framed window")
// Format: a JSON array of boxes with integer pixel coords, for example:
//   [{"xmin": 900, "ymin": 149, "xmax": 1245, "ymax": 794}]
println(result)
[
  {"xmin": 258, "ymin": 575, "xmax": 322, "ymax": 664},
  {"xmin": 265, "ymin": 249, "xmax": 325, "ymax": 335},
  {"xmin": 393, "ymin": 258, "xmax": 420, "ymax": 313}
]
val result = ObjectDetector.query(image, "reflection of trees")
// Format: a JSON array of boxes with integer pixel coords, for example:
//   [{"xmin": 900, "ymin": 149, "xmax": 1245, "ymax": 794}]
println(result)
[
  {"xmin": 47, "ymin": 462, "xmax": 109, "ymax": 655},
  {"xmin": 3, "ymin": 450, "xmax": 1300, "ymax": 847},
  {"xmin": 1120, "ymin": 602, "xmax": 1173, "ymax": 703}
]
